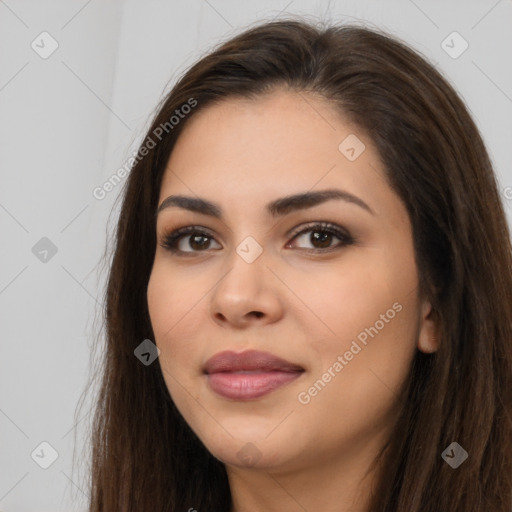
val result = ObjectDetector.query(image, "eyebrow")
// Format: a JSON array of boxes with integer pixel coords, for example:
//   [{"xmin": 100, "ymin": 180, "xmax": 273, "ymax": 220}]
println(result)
[{"xmin": 156, "ymin": 188, "xmax": 375, "ymax": 219}]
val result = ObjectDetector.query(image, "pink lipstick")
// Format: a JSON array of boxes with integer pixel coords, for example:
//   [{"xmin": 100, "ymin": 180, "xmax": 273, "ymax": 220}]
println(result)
[{"xmin": 203, "ymin": 350, "xmax": 304, "ymax": 400}]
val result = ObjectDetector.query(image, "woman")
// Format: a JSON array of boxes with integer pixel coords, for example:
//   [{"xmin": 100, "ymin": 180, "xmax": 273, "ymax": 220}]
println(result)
[{"xmin": 83, "ymin": 18, "xmax": 512, "ymax": 511}]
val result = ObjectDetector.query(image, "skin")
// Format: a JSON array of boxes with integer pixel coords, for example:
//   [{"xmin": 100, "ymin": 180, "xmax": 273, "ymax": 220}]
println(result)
[{"xmin": 147, "ymin": 88, "xmax": 439, "ymax": 512}]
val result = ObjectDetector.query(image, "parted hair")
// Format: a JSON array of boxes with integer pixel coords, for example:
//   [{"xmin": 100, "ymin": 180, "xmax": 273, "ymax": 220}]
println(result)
[{"xmin": 79, "ymin": 17, "xmax": 512, "ymax": 511}]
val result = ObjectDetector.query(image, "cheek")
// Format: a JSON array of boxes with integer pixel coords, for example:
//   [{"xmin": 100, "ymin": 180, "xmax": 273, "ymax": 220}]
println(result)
[
  {"xmin": 298, "ymin": 248, "xmax": 416, "ymax": 348},
  {"xmin": 147, "ymin": 263, "xmax": 202, "ymax": 377},
  {"xmin": 294, "ymin": 250, "xmax": 420, "ymax": 422},
  {"xmin": 147, "ymin": 266, "xmax": 215, "ymax": 441}
]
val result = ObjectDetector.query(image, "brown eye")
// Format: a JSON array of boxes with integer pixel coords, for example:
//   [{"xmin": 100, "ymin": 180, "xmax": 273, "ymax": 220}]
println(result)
[
  {"xmin": 182, "ymin": 234, "xmax": 213, "ymax": 251},
  {"xmin": 160, "ymin": 227, "xmax": 221, "ymax": 254},
  {"xmin": 287, "ymin": 222, "xmax": 354, "ymax": 252},
  {"xmin": 308, "ymin": 231, "xmax": 334, "ymax": 249},
  {"xmin": 160, "ymin": 222, "xmax": 354, "ymax": 256}
]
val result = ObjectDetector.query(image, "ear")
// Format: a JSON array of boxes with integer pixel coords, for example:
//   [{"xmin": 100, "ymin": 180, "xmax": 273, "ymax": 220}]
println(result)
[{"xmin": 417, "ymin": 299, "xmax": 439, "ymax": 354}]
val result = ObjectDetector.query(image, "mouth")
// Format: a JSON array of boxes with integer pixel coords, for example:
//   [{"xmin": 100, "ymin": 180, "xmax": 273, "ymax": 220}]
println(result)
[{"xmin": 203, "ymin": 349, "xmax": 305, "ymax": 400}]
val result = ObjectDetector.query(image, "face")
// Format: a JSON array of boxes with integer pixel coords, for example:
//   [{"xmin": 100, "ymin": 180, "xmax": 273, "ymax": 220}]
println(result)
[{"xmin": 147, "ymin": 88, "xmax": 438, "ymax": 476}]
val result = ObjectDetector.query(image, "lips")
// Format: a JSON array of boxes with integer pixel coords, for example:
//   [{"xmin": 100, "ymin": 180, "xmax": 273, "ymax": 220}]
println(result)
[
  {"xmin": 203, "ymin": 350, "xmax": 305, "ymax": 400},
  {"xmin": 203, "ymin": 349, "xmax": 304, "ymax": 374}
]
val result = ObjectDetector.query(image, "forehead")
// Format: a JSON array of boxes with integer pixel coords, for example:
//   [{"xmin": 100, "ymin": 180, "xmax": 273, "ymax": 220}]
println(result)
[{"xmin": 160, "ymin": 89, "xmax": 383, "ymax": 197}]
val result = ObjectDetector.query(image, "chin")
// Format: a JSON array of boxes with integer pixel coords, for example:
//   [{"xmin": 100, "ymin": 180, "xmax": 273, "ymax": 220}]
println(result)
[
  {"xmin": 208, "ymin": 440, "xmax": 283, "ymax": 470},
  {"xmin": 196, "ymin": 423, "xmax": 300, "ymax": 471}
]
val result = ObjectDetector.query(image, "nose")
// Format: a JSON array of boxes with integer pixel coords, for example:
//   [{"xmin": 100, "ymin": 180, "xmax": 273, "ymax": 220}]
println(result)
[{"xmin": 209, "ymin": 248, "xmax": 284, "ymax": 328}]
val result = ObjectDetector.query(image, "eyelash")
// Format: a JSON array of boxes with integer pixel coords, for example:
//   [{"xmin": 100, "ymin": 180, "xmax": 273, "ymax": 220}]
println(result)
[{"xmin": 159, "ymin": 221, "xmax": 355, "ymax": 256}]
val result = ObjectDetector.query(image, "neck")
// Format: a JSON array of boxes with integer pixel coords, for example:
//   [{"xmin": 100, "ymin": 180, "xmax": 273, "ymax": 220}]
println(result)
[{"xmin": 226, "ymin": 430, "xmax": 388, "ymax": 512}]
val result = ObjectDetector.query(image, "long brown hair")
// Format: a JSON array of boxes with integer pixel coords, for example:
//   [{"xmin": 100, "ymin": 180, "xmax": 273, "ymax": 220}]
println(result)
[{"xmin": 77, "ymin": 17, "xmax": 512, "ymax": 511}]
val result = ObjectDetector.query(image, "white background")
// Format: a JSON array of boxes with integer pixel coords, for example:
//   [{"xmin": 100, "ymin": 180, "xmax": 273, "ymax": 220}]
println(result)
[{"xmin": 1, "ymin": 0, "xmax": 511, "ymax": 510}]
